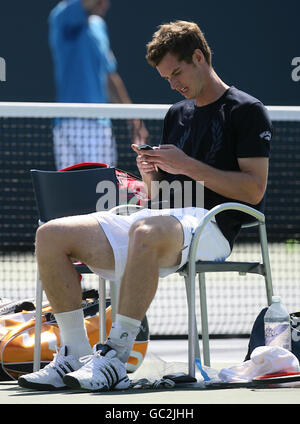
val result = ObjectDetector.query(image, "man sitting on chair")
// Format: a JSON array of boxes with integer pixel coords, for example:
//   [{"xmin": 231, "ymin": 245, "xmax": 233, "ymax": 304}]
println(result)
[{"xmin": 18, "ymin": 20, "xmax": 272, "ymax": 391}]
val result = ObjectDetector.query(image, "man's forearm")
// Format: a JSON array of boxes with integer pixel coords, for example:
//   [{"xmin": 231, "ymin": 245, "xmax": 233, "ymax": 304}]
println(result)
[{"xmin": 184, "ymin": 156, "xmax": 266, "ymax": 205}]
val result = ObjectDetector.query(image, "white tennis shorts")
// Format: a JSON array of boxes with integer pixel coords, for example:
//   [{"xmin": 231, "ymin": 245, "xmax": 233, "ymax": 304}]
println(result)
[
  {"xmin": 53, "ymin": 118, "xmax": 117, "ymax": 170},
  {"xmin": 88, "ymin": 207, "xmax": 231, "ymax": 281}
]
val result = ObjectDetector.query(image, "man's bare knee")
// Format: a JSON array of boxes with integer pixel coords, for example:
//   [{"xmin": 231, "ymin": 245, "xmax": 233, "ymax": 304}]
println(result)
[
  {"xmin": 128, "ymin": 217, "xmax": 184, "ymax": 267},
  {"xmin": 128, "ymin": 219, "xmax": 161, "ymax": 249},
  {"xmin": 35, "ymin": 221, "xmax": 59, "ymax": 254},
  {"xmin": 35, "ymin": 219, "xmax": 71, "ymax": 257},
  {"xmin": 36, "ymin": 215, "xmax": 115, "ymax": 270}
]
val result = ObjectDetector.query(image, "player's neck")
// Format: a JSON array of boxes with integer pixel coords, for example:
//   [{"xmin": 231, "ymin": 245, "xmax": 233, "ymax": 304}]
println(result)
[{"xmin": 195, "ymin": 69, "xmax": 229, "ymax": 107}]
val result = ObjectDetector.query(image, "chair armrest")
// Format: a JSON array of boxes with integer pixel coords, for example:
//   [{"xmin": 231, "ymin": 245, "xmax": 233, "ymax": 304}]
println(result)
[
  {"xmin": 109, "ymin": 204, "xmax": 143, "ymax": 215},
  {"xmin": 188, "ymin": 202, "xmax": 265, "ymax": 264}
]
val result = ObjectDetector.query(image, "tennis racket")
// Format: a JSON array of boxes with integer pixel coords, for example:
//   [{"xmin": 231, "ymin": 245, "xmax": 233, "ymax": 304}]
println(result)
[{"xmin": 252, "ymin": 371, "xmax": 300, "ymax": 386}]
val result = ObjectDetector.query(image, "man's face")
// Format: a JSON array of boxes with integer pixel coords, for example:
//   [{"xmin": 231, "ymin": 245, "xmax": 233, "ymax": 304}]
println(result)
[{"xmin": 156, "ymin": 51, "xmax": 205, "ymax": 101}]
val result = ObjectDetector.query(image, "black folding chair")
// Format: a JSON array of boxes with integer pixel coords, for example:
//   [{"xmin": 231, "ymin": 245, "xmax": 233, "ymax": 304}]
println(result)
[{"xmin": 30, "ymin": 166, "xmax": 119, "ymax": 371}]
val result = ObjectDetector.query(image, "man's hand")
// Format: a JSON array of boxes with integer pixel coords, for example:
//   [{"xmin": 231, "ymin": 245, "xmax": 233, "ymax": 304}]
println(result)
[
  {"xmin": 131, "ymin": 144, "xmax": 157, "ymax": 175},
  {"xmin": 131, "ymin": 144, "xmax": 161, "ymax": 198},
  {"xmin": 136, "ymin": 144, "xmax": 191, "ymax": 175}
]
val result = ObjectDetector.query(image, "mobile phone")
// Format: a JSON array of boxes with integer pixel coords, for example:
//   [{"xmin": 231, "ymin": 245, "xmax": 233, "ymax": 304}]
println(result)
[
  {"xmin": 137, "ymin": 144, "xmax": 158, "ymax": 171},
  {"xmin": 137, "ymin": 144, "xmax": 154, "ymax": 150}
]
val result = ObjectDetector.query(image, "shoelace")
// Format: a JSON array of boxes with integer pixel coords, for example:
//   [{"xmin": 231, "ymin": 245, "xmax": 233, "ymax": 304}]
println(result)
[
  {"xmin": 77, "ymin": 351, "xmax": 109, "ymax": 374},
  {"xmin": 79, "ymin": 346, "xmax": 108, "ymax": 363},
  {"xmin": 79, "ymin": 354, "xmax": 94, "ymax": 364}
]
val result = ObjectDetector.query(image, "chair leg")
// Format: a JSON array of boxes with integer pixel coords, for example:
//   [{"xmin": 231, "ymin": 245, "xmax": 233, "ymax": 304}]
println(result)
[
  {"xmin": 264, "ymin": 267, "xmax": 273, "ymax": 307},
  {"xmin": 184, "ymin": 277, "xmax": 201, "ymax": 360},
  {"xmin": 185, "ymin": 262, "xmax": 197, "ymax": 377},
  {"xmin": 109, "ymin": 280, "xmax": 119, "ymax": 323},
  {"xmin": 259, "ymin": 223, "xmax": 273, "ymax": 305},
  {"xmin": 198, "ymin": 273, "xmax": 210, "ymax": 367},
  {"xmin": 33, "ymin": 271, "xmax": 43, "ymax": 372},
  {"xmin": 98, "ymin": 278, "xmax": 106, "ymax": 344}
]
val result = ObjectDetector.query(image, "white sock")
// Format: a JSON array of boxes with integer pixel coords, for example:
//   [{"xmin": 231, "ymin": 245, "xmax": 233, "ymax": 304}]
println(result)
[
  {"xmin": 106, "ymin": 314, "xmax": 141, "ymax": 363},
  {"xmin": 54, "ymin": 308, "xmax": 92, "ymax": 358}
]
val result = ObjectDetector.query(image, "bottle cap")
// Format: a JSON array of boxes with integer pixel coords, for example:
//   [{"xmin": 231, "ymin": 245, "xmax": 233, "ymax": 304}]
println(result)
[{"xmin": 272, "ymin": 295, "xmax": 281, "ymax": 302}]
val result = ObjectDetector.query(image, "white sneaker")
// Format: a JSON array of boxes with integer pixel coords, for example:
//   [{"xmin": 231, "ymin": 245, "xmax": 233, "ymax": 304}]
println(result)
[
  {"xmin": 63, "ymin": 344, "xmax": 130, "ymax": 392},
  {"xmin": 18, "ymin": 346, "xmax": 83, "ymax": 391}
]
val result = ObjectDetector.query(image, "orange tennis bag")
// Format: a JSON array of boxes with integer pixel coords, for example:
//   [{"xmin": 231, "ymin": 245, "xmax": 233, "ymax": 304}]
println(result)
[{"xmin": 0, "ymin": 290, "xmax": 149, "ymax": 381}]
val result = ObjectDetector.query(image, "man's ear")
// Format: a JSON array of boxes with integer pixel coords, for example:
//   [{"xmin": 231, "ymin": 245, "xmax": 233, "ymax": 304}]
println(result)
[{"xmin": 192, "ymin": 49, "xmax": 204, "ymax": 66}]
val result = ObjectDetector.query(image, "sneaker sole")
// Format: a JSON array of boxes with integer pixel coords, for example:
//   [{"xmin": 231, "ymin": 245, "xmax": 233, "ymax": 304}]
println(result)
[
  {"xmin": 63, "ymin": 374, "xmax": 130, "ymax": 392},
  {"xmin": 63, "ymin": 375, "xmax": 82, "ymax": 390},
  {"xmin": 18, "ymin": 377, "xmax": 67, "ymax": 391},
  {"xmin": 63, "ymin": 374, "xmax": 110, "ymax": 392}
]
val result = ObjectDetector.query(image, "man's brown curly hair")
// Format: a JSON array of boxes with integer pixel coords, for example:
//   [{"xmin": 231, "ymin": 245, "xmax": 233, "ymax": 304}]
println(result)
[{"xmin": 146, "ymin": 20, "xmax": 212, "ymax": 67}]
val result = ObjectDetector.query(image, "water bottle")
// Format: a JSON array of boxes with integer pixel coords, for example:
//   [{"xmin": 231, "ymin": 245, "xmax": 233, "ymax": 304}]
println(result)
[{"xmin": 264, "ymin": 296, "xmax": 291, "ymax": 350}]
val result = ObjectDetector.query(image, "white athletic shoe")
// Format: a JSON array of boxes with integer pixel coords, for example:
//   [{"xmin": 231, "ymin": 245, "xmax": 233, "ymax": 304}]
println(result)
[
  {"xmin": 63, "ymin": 344, "xmax": 130, "ymax": 392},
  {"xmin": 18, "ymin": 346, "xmax": 83, "ymax": 391}
]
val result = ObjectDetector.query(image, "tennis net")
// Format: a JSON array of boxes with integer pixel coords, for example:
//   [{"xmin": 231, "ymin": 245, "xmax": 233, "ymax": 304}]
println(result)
[{"xmin": 0, "ymin": 102, "xmax": 300, "ymax": 336}]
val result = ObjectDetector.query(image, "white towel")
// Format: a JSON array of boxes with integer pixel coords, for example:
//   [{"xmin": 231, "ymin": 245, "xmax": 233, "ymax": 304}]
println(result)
[{"xmin": 218, "ymin": 346, "xmax": 300, "ymax": 383}]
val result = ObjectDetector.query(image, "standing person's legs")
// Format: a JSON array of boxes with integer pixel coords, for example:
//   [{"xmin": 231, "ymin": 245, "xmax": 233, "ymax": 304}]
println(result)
[
  {"xmin": 79, "ymin": 120, "xmax": 117, "ymax": 167},
  {"xmin": 53, "ymin": 119, "xmax": 77, "ymax": 170},
  {"xmin": 53, "ymin": 119, "xmax": 117, "ymax": 170}
]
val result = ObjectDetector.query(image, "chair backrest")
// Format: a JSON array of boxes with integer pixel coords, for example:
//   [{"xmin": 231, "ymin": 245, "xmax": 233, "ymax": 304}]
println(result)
[{"xmin": 30, "ymin": 167, "xmax": 119, "ymax": 222}]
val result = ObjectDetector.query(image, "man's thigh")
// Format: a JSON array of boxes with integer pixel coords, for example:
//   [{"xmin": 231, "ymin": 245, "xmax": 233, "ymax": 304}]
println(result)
[
  {"xmin": 130, "ymin": 215, "xmax": 185, "ymax": 268},
  {"xmin": 38, "ymin": 214, "xmax": 115, "ymax": 270}
]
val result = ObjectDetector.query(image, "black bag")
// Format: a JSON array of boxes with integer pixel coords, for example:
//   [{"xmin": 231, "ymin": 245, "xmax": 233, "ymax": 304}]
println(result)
[{"xmin": 244, "ymin": 307, "xmax": 300, "ymax": 361}]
